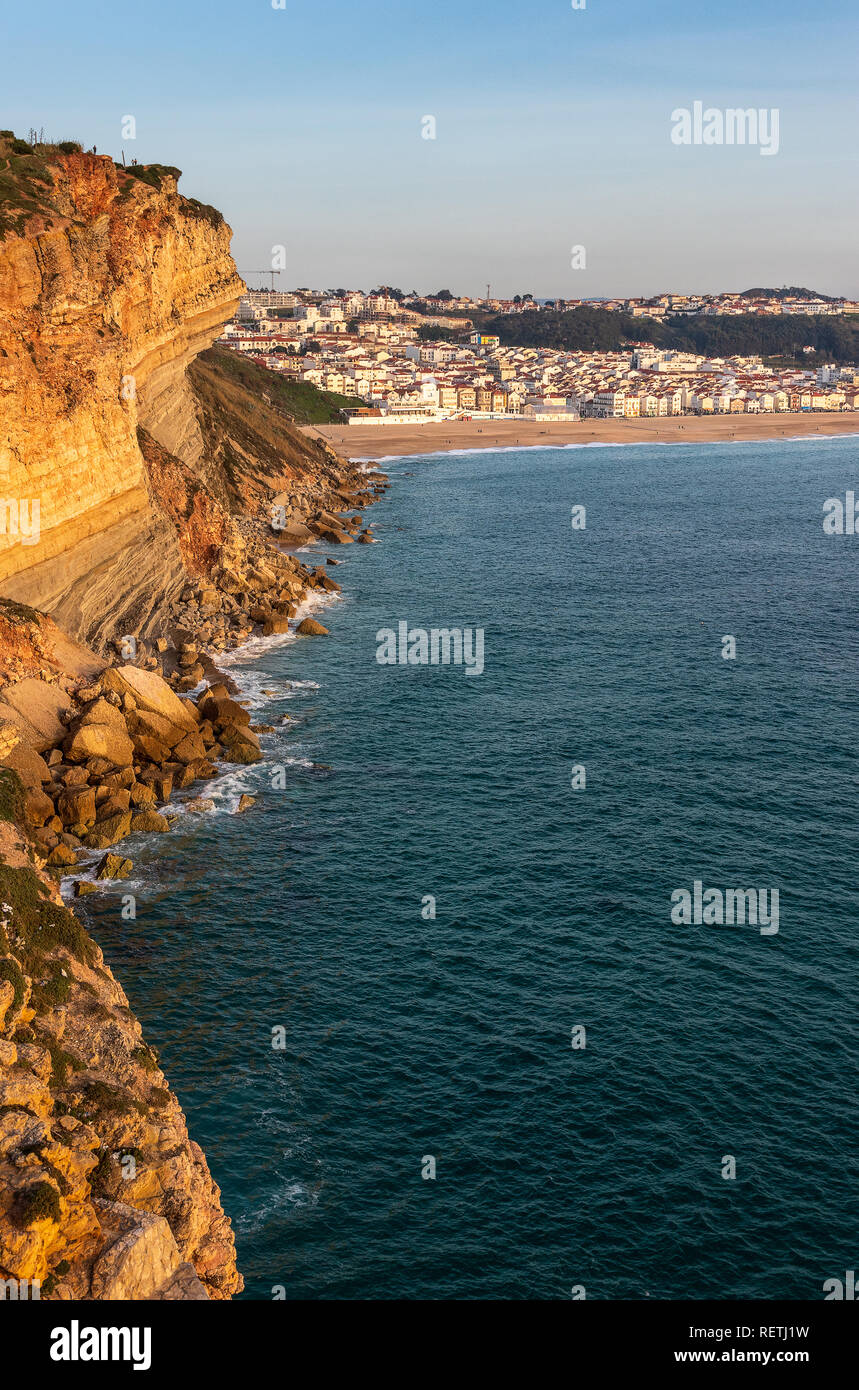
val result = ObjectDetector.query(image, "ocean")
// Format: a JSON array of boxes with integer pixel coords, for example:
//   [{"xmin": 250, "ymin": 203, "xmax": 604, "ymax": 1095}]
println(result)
[{"xmin": 80, "ymin": 438, "xmax": 859, "ymax": 1299}]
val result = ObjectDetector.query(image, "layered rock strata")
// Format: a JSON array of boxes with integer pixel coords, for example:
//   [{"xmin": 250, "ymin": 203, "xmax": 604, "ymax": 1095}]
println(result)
[{"xmin": 0, "ymin": 137, "xmax": 389, "ymax": 1298}]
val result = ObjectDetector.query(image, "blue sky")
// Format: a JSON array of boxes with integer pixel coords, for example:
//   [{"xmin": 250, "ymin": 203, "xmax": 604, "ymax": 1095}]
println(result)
[{"xmin": 3, "ymin": 0, "xmax": 857, "ymax": 297}]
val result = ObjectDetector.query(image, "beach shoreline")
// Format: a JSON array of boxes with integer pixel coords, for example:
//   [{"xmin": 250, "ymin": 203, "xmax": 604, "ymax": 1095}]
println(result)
[{"xmin": 305, "ymin": 412, "xmax": 859, "ymax": 461}]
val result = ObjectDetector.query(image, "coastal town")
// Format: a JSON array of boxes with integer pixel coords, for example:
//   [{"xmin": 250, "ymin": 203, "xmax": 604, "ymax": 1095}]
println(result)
[{"xmin": 219, "ymin": 287, "xmax": 859, "ymax": 427}]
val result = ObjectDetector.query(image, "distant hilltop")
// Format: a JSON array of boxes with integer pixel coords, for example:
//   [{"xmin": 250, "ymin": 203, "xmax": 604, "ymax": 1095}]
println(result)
[{"xmin": 740, "ymin": 287, "xmax": 835, "ymax": 301}]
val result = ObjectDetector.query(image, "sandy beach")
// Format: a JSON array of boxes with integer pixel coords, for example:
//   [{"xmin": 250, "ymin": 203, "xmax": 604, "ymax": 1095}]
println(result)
[{"xmin": 306, "ymin": 412, "xmax": 859, "ymax": 461}]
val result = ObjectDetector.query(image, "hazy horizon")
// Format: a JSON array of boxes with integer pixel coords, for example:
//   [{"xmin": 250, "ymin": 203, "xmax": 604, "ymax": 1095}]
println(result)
[{"xmin": 3, "ymin": 0, "xmax": 857, "ymax": 299}]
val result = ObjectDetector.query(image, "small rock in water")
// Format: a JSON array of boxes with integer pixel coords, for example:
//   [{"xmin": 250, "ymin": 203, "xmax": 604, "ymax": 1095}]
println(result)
[
  {"xmin": 296, "ymin": 618, "xmax": 329, "ymax": 636},
  {"xmin": 236, "ymin": 794, "xmax": 256, "ymax": 813},
  {"xmin": 185, "ymin": 798, "xmax": 215, "ymax": 813},
  {"xmin": 130, "ymin": 810, "xmax": 171, "ymax": 834},
  {"xmin": 96, "ymin": 853, "xmax": 133, "ymax": 880},
  {"xmin": 74, "ymin": 880, "xmax": 99, "ymax": 896}
]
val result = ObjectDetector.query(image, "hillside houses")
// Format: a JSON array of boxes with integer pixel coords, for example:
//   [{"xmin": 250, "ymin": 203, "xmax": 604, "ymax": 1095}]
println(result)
[{"xmin": 218, "ymin": 290, "xmax": 859, "ymax": 423}]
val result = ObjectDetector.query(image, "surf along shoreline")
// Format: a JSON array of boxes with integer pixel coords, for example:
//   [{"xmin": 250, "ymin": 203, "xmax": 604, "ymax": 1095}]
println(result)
[
  {"xmin": 60, "ymin": 464, "xmax": 390, "ymax": 888},
  {"xmin": 306, "ymin": 410, "xmax": 859, "ymax": 461}
]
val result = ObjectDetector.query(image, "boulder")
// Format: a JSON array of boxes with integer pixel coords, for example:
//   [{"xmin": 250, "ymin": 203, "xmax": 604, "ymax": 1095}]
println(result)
[
  {"xmin": 102, "ymin": 666, "xmax": 198, "ymax": 733},
  {"xmin": 132, "ymin": 734, "xmax": 172, "ymax": 766},
  {"xmin": 139, "ymin": 770, "xmax": 173, "ymax": 801},
  {"xmin": 46, "ymin": 843, "xmax": 78, "ymax": 867},
  {"xmin": 100, "ymin": 767, "xmax": 135, "ymax": 790},
  {"xmin": 275, "ymin": 520, "xmax": 314, "ymax": 544},
  {"xmin": 314, "ymin": 525, "xmax": 353, "ymax": 545},
  {"xmin": 0, "ymin": 679, "xmax": 73, "ymax": 752},
  {"xmin": 172, "ymin": 764, "xmax": 198, "ymax": 790},
  {"xmin": 24, "ymin": 787, "xmax": 55, "ymax": 828},
  {"xmin": 78, "ymin": 697, "xmax": 128, "ymax": 734},
  {"xmin": 85, "ymin": 757, "xmax": 117, "ymax": 779},
  {"xmin": 172, "ymin": 732, "xmax": 207, "ymax": 765},
  {"xmin": 64, "ymin": 722, "xmax": 134, "ymax": 769},
  {"xmin": 85, "ymin": 811, "xmax": 133, "ymax": 850},
  {"xmin": 127, "ymin": 709, "xmax": 186, "ymax": 750},
  {"xmin": 219, "ymin": 725, "xmax": 261, "ymax": 765},
  {"xmin": 96, "ymin": 854, "xmax": 133, "ymax": 880},
  {"xmin": 90, "ymin": 1202, "xmax": 207, "ymax": 1301},
  {"xmin": 1, "ymin": 739, "xmax": 51, "ymax": 790},
  {"xmin": 61, "ymin": 766, "xmax": 89, "ymax": 787},
  {"xmin": 56, "ymin": 785, "xmax": 97, "ymax": 830},
  {"xmin": 96, "ymin": 791, "xmax": 132, "ymax": 819},
  {"xmin": 198, "ymin": 694, "xmax": 251, "ymax": 729},
  {"xmin": 236, "ymin": 794, "xmax": 256, "ymax": 813},
  {"xmin": 130, "ymin": 811, "xmax": 170, "ymax": 834},
  {"xmin": 186, "ymin": 759, "xmax": 217, "ymax": 781},
  {"xmin": 129, "ymin": 782, "xmax": 157, "ymax": 808},
  {"xmin": 296, "ymin": 619, "xmax": 329, "ymax": 637}
]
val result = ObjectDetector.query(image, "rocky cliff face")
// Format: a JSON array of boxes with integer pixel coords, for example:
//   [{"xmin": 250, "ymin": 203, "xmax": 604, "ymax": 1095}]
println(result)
[
  {"xmin": 0, "ymin": 810, "xmax": 239, "ymax": 1300},
  {"xmin": 0, "ymin": 136, "xmax": 389, "ymax": 1300},
  {"xmin": 0, "ymin": 604, "xmax": 244, "ymax": 1300},
  {"xmin": 0, "ymin": 143, "xmax": 242, "ymax": 644}
]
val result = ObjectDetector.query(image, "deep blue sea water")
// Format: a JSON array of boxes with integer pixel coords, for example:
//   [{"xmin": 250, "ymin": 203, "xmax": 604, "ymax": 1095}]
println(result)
[{"xmin": 81, "ymin": 438, "xmax": 859, "ymax": 1299}]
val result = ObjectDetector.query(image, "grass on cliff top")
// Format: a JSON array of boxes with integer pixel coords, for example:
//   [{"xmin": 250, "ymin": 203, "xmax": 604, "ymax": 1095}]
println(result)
[
  {"xmin": 0, "ymin": 131, "xmax": 221, "ymax": 237},
  {"xmin": 123, "ymin": 162, "xmax": 181, "ymax": 189},
  {"xmin": 0, "ymin": 131, "xmax": 61, "ymax": 237},
  {"xmin": 118, "ymin": 164, "xmax": 225, "ymax": 227},
  {"xmin": 199, "ymin": 346, "xmax": 367, "ymax": 424}
]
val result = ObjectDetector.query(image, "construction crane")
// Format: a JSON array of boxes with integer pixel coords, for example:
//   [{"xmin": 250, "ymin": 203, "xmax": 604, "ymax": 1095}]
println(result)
[{"xmin": 249, "ymin": 270, "xmax": 282, "ymax": 291}]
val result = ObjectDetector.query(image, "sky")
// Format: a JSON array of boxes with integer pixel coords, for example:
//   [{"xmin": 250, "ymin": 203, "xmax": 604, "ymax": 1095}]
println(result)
[{"xmin": 3, "ymin": 0, "xmax": 857, "ymax": 299}]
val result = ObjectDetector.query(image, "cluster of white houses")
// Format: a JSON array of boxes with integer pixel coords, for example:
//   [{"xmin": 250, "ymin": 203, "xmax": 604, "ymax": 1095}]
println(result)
[{"xmin": 220, "ymin": 291, "xmax": 859, "ymax": 425}]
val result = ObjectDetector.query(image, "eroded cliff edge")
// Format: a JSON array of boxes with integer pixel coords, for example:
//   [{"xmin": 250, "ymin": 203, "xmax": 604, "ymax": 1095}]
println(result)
[
  {"xmin": 0, "ymin": 135, "xmax": 387, "ymax": 1298},
  {"xmin": 0, "ymin": 144, "xmax": 245, "ymax": 642}
]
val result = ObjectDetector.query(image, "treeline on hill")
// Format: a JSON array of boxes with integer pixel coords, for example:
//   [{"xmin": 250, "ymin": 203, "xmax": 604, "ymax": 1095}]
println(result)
[{"xmin": 477, "ymin": 307, "xmax": 859, "ymax": 363}]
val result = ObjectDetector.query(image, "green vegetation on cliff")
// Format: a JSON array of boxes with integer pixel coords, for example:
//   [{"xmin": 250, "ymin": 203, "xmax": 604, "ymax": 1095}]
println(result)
[
  {"xmin": 1, "ymin": 129, "xmax": 222, "ymax": 239},
  {"xmin": 0, "ymin": 130, "xmax": 59, "ymax": 236},
  {"xmin": 199, "ymin": 346, "xmax": 367, "ymax": 423}
]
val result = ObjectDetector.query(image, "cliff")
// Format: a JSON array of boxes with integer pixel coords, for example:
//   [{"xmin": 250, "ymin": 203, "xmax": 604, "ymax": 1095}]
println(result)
[
  {"xmin": 0, "ymin": 599, "xmax": 244, "ymax": 1297},
  {"xmin": 0, "ymin": 139, "xmax": 245, "ymax": 645},
  {"xmin": 0, "ymin": 134, "xmax": 388, "ymax": 1299}
]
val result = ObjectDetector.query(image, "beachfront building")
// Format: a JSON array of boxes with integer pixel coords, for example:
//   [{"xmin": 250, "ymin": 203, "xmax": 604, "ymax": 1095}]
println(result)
[{"xmin": 593, "ymin": 390, "xmax": 627, "ymax": 417}]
